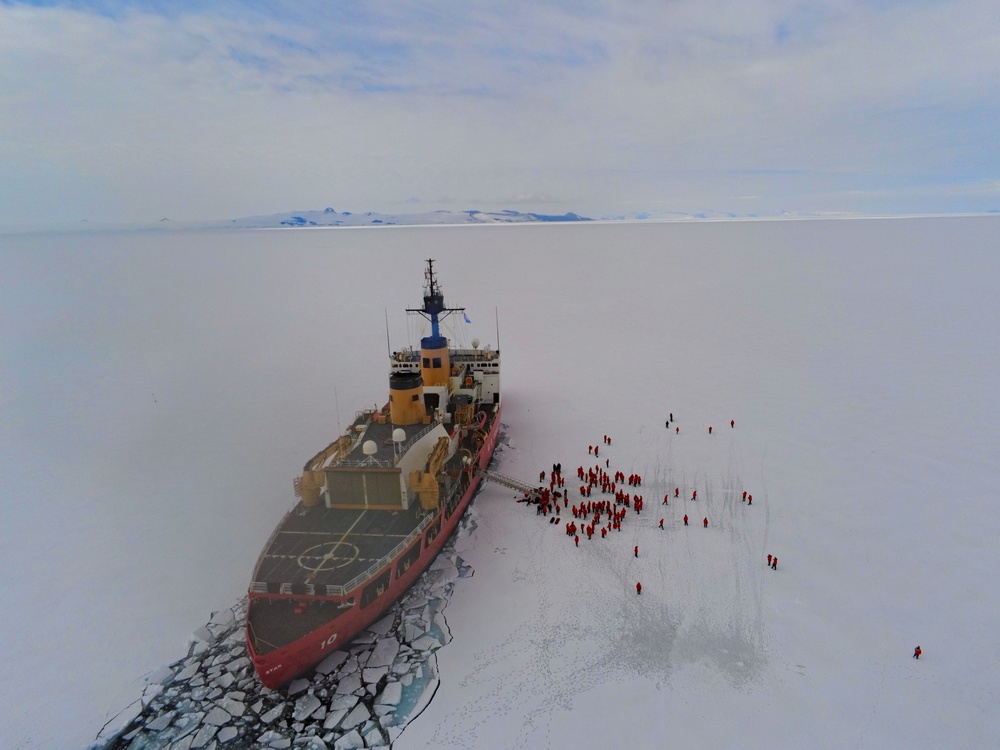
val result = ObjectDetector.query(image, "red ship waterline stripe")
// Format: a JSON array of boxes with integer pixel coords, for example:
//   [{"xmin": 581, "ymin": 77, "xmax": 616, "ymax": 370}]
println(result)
[{"xmin": 246, "ymin": 403, "xmax": 502, "ymax": 688}]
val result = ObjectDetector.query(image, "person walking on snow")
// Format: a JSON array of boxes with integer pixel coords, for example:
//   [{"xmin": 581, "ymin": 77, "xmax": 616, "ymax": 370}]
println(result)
[
  {"xmin": 703, "ymin": 517, "xmax": 708, "ymax": 528},
  {"xmin": 659, "ymin": 518, "xmax": 664, "ymax": 529},
  {"xmin": 634, "ymin": 545, "xmax": 639, "ymax": 558},
  {"xmin": 913, "ymin": 646, "xmax": 922, "ymax": 659},
  {"xmin": 683, "ymin": 514, "xmax": 689, "ymax": 526},
  {"xmin": 771, "ymin": 556, "xmax": 777, "ymax": 570},
  {"xmin": 731, "ymin": 419, "xmax": 735, "ymax": 428},
  {"xmin": 767, "ymin": 554, "xmax": 772, "ymax": 566},
  {"xmin": 708, "ymin": 426, "xmax": 712, "ymax": 434},
  {"xmin": 636, "ymin": 582, "xmax": 642, "ymax": 595}
]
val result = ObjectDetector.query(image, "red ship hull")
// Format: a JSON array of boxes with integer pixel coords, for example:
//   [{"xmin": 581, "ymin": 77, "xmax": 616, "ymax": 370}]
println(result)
[{"xmin": 247, "ymin": 404, "xmax": 502, "ymax": 688}]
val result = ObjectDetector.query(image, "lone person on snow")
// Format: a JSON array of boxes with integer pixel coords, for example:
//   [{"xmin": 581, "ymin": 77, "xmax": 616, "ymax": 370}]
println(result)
[
  {"xmin": 913, "ymin": 646, "xmax": 922, "ymax": 659},
  {"xmin": 636, "ymin": 582, "xmax": 642, "ymax": 595}
]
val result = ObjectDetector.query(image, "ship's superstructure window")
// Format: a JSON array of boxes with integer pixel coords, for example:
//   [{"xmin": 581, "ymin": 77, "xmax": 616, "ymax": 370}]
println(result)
[
  {"xmin": 423, "ymin": 358, "xmax": 430, "ymax": 367},
  {"xmin": 433, "ymin": 357, "xmax": 442, "ymax": 367}
]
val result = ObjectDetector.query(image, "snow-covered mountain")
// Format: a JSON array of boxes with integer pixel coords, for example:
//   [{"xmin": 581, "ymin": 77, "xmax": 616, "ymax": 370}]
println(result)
[{"xmin": 227, "ymin": 207, "xmax": 591, "ymax": 228}]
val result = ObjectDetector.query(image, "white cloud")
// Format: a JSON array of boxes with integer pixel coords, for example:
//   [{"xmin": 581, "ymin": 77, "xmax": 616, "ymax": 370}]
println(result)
[{"xmin": 1, "ymin": 1, "xmax": 998, "ymax": 225}]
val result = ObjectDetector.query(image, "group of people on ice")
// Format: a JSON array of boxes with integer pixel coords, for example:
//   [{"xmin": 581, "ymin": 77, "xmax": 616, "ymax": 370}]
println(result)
[{"xmin": 516, "ymin": 417, "xmax": 775, "ymax": 599}]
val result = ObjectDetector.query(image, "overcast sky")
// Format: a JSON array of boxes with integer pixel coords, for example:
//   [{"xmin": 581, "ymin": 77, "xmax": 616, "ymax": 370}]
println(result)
[{"xmin": 2, "ymin": 0, "xmax": 998, "ymax": 226}]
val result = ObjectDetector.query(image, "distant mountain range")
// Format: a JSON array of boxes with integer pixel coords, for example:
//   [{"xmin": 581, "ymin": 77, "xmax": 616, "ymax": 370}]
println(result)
[{"xmin": 226, "ymin": 207, "xmax": 592, "ymax": 228}]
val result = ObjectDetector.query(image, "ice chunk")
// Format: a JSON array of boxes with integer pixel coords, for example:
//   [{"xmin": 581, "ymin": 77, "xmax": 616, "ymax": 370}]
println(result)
[
  {"xmin": 363, "ymin": 666, "xmax": 389, "ymax": 686},
  {"xmin": 145, "ymin": 710, "xmax": 176, "ymax": 732},
  {"xmin": 217, "ymin": 726, "xmax": 238, "ymax": 744},
  {"xmin": 260, "ymin": 702, "xmax": 285, "ymax": 724},
  {"xmin": 410, "ymin": 635, "xmax": 440, "ymax": 652},
  {"xmin": 333, "ymin": 728, "xmax": 364, "ymax": 749},
  {"xmin": 433, "ymin": 613, "xmax": 451, "ymax": 645},
  {"xmin": 429, "ymin": 555, "xmax": 458, "ymax": 575},
  {"xmin": 403, "ymin": 623, "xmax": 424, "ymax": 641},
  {"xmin": 174, "ymin": 662, "xmax": 201, "ymax": 681},
  {"xmin": 315, "ymin": 650, "xmax": 349, "ymax": 675},
  {"xmin": 192, "ymin": 626, "xmax": 214, "ymax": 643},
  {"xmin": 376, "ymin": 680, "xmax": 402, "ymax": 707},
  {"xmin": 219, "ymin": 696, "xmax": 245, "ymax": 718},
  {"xmin": 210, "ymin": 608, "xmax": 236, "ymax": 627},
  {"xmin": 203, "ymin": 706, "xmax": 230, "ymax": 726},
  {"xmin": 329, "ymin": 693, "xmax": 358, "ymax": 711},
  {"xmin": 340, "ymin": 655, "xmax": 359, "ymax": 674},
  {"xmin": 147, "ymin": 664, "xmax": 176, "ymax": 686},
  {"xmin": 287, "ymin": 677, "xmax": 310, "ymax": 696},
  {"xmin": 257, "ymin": 730, "xmax": 289, "ymax": 747},
  {"xmin": 366, "ymin": 637, "xmax": 399, "ymax": 670},
  {"xmin": 226, "ymin": 656, "xmax": 251, "ymax": 674},
  {"xmin": 323, "ymin": 706, "xmax": 350, "ymax": 729},
  {"xmin": 213, "ymin": 671, "xmax": 235, "ymax": 690},
  {"xmin": 190, "ymin": 724, "xmax": 217, "ymax": 749},
  {"xmin": 334, "ymin": 674, "xmax": 362, "ymax": 695},
  {"xmin": 340, "ymin": 702, "xmax": 370, "ymax": 730},
  {"xmin": 367, "ymin": 614, "xmax": 396, "ymax": 636},
  {"xmin": 293, "ymin": 693, "xmax": 322, "ymax": 721}
]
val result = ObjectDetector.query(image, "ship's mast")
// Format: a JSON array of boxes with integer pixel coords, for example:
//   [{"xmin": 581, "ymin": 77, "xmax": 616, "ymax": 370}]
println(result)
[{"xmin": 407, "ymin": 258, "xmax": 464, "ymax": 347}]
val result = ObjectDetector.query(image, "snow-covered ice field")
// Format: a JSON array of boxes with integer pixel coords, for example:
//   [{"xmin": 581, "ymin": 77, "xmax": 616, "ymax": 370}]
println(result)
[{"xmin": 2, "ymin": 216, "xmax": 999, "ymax": 748}]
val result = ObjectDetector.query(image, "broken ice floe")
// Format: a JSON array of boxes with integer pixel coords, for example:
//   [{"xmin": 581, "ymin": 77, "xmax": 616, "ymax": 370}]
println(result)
[{"xmin": 94, "ymin": 513, "xmax": 478, "ymax": 749}]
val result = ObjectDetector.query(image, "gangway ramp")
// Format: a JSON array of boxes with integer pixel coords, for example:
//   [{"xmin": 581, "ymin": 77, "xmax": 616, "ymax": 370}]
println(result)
[{"xmin": 478, "ymin": 469, "xmax": 542, "ymax": 499}]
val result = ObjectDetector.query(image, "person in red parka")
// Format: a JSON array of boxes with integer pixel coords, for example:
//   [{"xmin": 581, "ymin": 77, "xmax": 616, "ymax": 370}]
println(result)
[
  {"xmin": 703, "ymin": 517, "xmax": 708, "ymax": 528},
  {"xmin": 731, "ymin": 419, "xmax": 735, "ymax": 428},
  {"xmin": 636, "ymin": 582, "xmax": 642, "ymax": 595},
  {"xmin": 683, "ymin": 514, "xmax": 688, "ymax": 526},
  {"xmin": 913, "ymin": 645, "xmax": 921, "ymax": 659},
  {"xmin": 634, "ymin": 545, "xmax": 639, "ymax": 558},
  {"xmin": 659, "ymin": 518, "xmax": 664, "ymax": 529}
]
